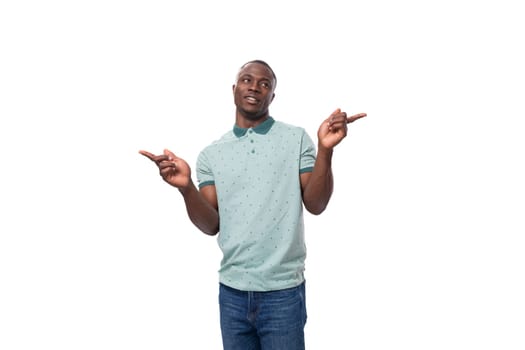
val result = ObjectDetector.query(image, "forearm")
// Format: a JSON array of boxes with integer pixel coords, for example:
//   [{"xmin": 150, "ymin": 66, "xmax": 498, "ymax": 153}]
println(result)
[
  {"xmin": 179, "ymin": 182, "xmax": 220, "ymax": 235},
  {"xmin": 302, "ymin": 146, "xmax": 334, "ymax": 215}
]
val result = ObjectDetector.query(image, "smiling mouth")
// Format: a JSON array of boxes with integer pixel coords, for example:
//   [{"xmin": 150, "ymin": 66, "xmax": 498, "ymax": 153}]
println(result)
[{"xmin": 245, "ymin": 96, "xmax": 259, "ymax": 104}]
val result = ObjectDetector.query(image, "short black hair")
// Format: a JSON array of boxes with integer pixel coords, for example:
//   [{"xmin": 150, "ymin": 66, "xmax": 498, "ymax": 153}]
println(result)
[{"xmin": 239, "ymin": 60, "xmax": 277, "ymax": 86}]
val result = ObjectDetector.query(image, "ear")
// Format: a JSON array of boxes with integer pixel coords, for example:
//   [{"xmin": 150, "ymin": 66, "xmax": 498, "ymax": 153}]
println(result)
[{"xmin": 271, "ymin": 92, "xmax": 275, "ymax": 102}]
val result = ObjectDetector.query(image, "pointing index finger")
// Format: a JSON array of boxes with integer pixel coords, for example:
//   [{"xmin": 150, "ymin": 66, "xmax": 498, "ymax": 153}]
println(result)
[
  {"xmin": 346, "ymin": 113, "xmax": 367, "ymax": 123},
  {"xmin": 139, "ymin": 150, "xmax": 170, "ymax": 163},
  {"xmin": 139, "ymin": 150, "xmax": 155, "ymax": 160}
]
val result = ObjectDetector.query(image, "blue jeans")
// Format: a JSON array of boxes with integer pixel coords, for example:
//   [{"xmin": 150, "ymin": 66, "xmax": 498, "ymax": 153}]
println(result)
[{"xmin": 219, "ymin": 282, "xmax": 307, "ymax": 350}]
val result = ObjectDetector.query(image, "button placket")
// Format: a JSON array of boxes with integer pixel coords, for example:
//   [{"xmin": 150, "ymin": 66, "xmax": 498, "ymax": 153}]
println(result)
[{"xmin": 248, "ymin": 129, "xmax": 255, "ymax": 154}]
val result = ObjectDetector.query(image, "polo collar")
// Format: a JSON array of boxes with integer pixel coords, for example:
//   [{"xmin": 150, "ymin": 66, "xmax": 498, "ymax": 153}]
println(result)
[{"xmin": 233, "ymin": 117, "xmax": 275, "ymax": 137}]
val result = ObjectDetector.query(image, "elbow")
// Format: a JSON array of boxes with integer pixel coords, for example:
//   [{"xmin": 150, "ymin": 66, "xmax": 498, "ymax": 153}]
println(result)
[
  {"xmin": 303, "ymin": 191, "xmax": 332, "ymax": 215},
  {"xmin": 201, "ymin": 223, "xmax": 219, "ymax": 236},
  {"xmin": 305, "ymin": 202, "xmax": 328, "ymax": 216},
  {"xmin": 199, "ymin": 226, "xmax": 219, "ymax": 236},
  {"xmin": 203, "ymin": 229, "xmax": 219, "ymax": 236},
  {"xmin": 194, "ymin": 219, "xmax": 219, "ymax": 236}
]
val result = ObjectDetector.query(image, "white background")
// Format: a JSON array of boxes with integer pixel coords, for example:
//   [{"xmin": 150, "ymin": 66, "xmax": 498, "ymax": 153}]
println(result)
[{"xmin": 1, "ymin": 0, "xmax": 524, "ymax": 349}]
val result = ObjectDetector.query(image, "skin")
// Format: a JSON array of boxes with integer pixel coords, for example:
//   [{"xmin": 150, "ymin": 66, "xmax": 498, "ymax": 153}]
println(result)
[
  {"xmin": 232, "ymin": 62, "xmax": 275, "ymax": 127},
  {"xmin": 139, "ymin": 61, "xmax": 367, "ymax": 235}
]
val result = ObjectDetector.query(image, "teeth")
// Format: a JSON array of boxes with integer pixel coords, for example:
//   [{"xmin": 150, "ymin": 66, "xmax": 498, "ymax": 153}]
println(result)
[{"xmin": 246, "ymin": 97, "xmax": 257, "ymax": 102}]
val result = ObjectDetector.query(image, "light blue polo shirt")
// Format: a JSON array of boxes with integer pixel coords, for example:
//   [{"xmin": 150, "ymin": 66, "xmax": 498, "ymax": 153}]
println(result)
[{"xmin": 196, "ymin": 117, "xmax": 316, "ymax": 291}]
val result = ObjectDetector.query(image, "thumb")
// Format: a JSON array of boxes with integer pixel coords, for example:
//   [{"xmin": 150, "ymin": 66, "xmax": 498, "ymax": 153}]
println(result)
[
  {"xmin": 326, "ymin": 108, "xmax": 341, "ymax": 121},
  {"xmin": 325, "ymin": 108, "xmax": 341, "ymax": 122},
  {"xmin": 164, "ymin": 148, "xmax": 176, "ymax": 161}
]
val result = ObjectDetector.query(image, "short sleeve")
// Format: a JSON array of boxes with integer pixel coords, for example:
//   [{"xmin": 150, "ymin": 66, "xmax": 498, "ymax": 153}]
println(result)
[
  {"xmin": 299, "ymin": 130, "xmax": 316, "ymax": 174},
  {"xmin": 196, "ymin": 150, "xmax": 215, "ymax": 188}
]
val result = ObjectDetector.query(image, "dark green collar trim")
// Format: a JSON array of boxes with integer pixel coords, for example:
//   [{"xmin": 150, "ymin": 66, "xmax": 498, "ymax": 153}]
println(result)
[{"xmin": 233, "ymin": 117, "xmax": 275, "ymax": 137}]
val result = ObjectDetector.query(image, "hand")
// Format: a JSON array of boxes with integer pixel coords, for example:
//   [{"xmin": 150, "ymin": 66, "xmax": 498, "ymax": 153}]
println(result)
[
  {"xmin": 317, "ymin": 109, "xmax": 367, "ymax": 150},
  {"xmin": 139, "ymin": 149, "xmax": 191, "ymax": 189}
]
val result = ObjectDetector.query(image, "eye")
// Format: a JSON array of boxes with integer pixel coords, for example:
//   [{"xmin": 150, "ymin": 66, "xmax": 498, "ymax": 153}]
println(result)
[{"xmin": 261, "ymin": 82, "xmax": 270, "ymax": 89}]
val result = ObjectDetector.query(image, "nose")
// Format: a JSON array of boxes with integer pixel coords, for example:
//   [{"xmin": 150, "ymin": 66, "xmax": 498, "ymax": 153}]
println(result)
[{"xmin": 248, "ymin": 80, "xmax": 260, "ymax": 92}]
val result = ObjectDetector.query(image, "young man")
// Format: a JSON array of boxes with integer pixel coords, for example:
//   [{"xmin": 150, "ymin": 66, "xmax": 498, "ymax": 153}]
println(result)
[{"xmin": 139, "ymin": 60, "xmax": 366, "ymax": 349}]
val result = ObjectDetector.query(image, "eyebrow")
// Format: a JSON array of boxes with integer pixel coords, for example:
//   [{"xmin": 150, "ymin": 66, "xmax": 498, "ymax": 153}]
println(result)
[{"xmin": 238, "ymin": 73, "xmax": 272, "ymax": 83}]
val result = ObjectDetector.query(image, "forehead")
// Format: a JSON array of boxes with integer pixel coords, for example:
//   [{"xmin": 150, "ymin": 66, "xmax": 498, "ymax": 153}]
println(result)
[{"xmin": 237, "ymin": 63, "xmax": 274, "ymax": 81}]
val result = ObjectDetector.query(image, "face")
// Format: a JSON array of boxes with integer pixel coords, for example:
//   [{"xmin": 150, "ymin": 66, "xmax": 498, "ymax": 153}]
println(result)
[{"xmin": 233, "ymin": 62, "xmax": 276, "ymax": 121}]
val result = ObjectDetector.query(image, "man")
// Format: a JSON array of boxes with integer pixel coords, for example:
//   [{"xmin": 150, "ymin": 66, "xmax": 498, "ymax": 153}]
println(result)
[{"xmin": 139, "ymin": 60, "xmax": 366, "ymax": 349}]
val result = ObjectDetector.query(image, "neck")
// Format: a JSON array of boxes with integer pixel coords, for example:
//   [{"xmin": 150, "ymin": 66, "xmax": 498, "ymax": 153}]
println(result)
[{"xmin": 235, "ymin": 112, "xmax": 269, "ymax": 129}]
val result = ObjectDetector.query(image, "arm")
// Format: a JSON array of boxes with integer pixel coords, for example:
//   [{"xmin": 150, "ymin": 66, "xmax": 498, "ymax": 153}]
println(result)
[
  {"xmin": 139, "ymin": 149, "xmax": 219, "ymax": 236},
  {"xmin": 301, "ymin": 147, "xmax": 334, "ymax": 215},
  {"xmin": 301, "ymin": 109, "xmax": 367, "ymax": 215},
  {"xmin": 179, "ymin": 182, "xmax": 219, "ymax": 236}
]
